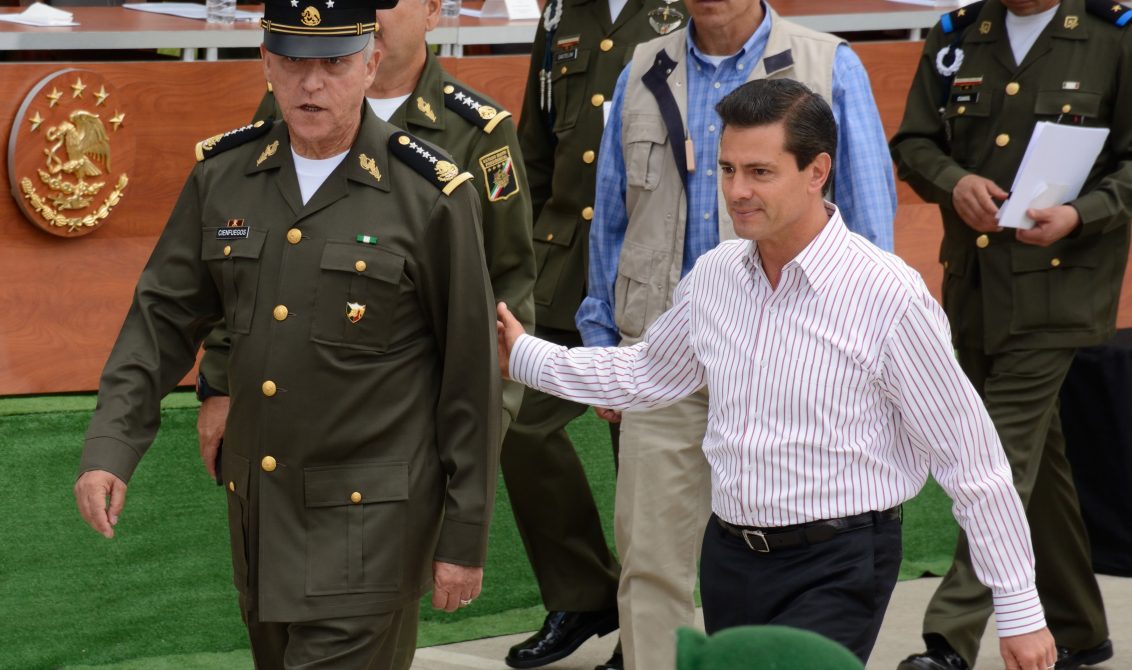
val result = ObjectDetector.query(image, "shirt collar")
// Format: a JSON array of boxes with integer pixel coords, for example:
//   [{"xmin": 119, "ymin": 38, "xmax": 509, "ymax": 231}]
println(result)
[
  {"xmin": 686, "ymin": 1, "xmax": 771, "ymax": 70},
  {"xmin": 748, "ymin": 203, "xmax": 849, "ymax": 294}
]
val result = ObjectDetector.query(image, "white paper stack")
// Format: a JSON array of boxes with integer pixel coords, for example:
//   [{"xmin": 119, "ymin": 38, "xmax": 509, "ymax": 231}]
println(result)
[{"xmin": 0, "ymin": 3, "xmax": 78, "ymax": 27}]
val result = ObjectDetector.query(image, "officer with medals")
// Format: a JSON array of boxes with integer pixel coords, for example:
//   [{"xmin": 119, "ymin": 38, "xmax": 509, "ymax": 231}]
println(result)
[
  {"xmin": 73, "ymin": 0, "xmax": 500, "ymax": 667},
  {"xmin": 502, "ymin": 2, "xmax": 687, "ymax": 669},
  {"xmin": 891, "ymin": 1, "xmax": 1132, "ymax": 668}
]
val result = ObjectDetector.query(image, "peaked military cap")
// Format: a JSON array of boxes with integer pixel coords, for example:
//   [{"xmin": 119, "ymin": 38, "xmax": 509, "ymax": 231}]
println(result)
[{"xmin": 261, "ymin": 0, "xmax": 397, "ymax": 59}]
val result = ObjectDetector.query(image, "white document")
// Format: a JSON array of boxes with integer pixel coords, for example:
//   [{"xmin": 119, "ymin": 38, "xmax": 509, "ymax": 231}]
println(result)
[
  {"xmin": 996, "ymin": 122, "xmax": 1109, "ymax": 230},
  {"xmin": 459, "ymin": 7, "xmax": 483, "ymax": 17},
  {"xmin": 0, "ymin": 3, "xmax": 77, "ymax": 27},
  {"xmin": 123, "ymin": 3, "xmax": 263, "ymax": 22},
  {"xmin": 480, "ymin": 0, "xmax": 540, "ymax": 20}
]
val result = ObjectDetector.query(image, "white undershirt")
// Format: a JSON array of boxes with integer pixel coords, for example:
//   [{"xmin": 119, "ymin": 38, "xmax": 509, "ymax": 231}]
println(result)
[
  {"xmin": 366, "ymin": 94, "xmax": 411, "ymax": 122},
  {"xmin": 1005, "ymin": 4, "xmax": 1058, "ymax": 66},
  {"xmin": 699, "ymin": 52, "xmax": 732, "ymax": 67},
  {"xmin": 291, "ymin": 148, "xmax": 349, "ymax": 205},
  {"xmin": 608, "ymin": 0, "xmax": 628, "ymax": 23}
]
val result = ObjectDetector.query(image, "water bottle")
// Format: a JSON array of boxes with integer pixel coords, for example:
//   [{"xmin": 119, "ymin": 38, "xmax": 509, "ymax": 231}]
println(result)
[
  {"xmin": 206, "ymin": 0, "xmax": 237, "ymax": 24},
  {"xmin": 440, "ymin": 0, "xmax": 461, "ymax": 18}
]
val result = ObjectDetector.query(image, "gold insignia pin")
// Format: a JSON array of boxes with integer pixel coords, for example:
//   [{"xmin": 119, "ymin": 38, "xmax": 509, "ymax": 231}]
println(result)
[
  {"xmin": 227, "ymin": 218, "xmax": 245, "ymax": 227},
  {"xmin": 957, "ymin": 8, "xmax": 966, "ymax": 16},
  {"xmin": 346, "ymin": 302, "xmax": 366, "ymax": 324},
  {"xmin": 1064, "ymin": 16, "xmax": 1078, "ymax": 29},
  {"xmin": 301, "ymin": 6, "xmax": 321, "ymax": 25},
  {"xmin": 434, "ymin": 160, "xmax": 458, "ymax": 183},
  {"xmin": 979, "ymin": 20, "xmax": 991, "ymax": 34},
  {"xmin": 477, "ymin": 105, "xmax": 498, "ymax": 120},
  {"xmin": 417, "ymin": 97, "xmax": 437, "ymax": 122},
  {"xmin": 257, "ymin": 140, "xmax": 279, "ymax": 166},
  {"xmin": 359, "ymin": 153, "xmax": 381, "ymax": 181},
  {"xmin": 1115, "ymin": 4, "xmax": 1123, "ymax": 12},
  {"xmin": 398, "ymin": 135, "xmax": 411, "ymax": 146}
]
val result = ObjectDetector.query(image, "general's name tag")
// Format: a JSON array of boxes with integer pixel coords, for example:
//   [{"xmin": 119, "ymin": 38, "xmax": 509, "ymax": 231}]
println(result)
[{"xmin": 216, "ymin": 227, "xmax": 250, "ymax": 239}]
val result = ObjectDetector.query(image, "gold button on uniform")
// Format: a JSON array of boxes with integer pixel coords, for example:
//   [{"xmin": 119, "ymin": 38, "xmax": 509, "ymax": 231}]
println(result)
[
  {"xmin": 545, "ymin": 233, "xmax": 554, "ymax": 241},
  {"xmin": 1051, "ymin": 258, "xmax": 1062, "ymax": 267},
  {"xmin": 1062, "ymin": 104, "xmax": 1072, "ymax": 114},
  {"xmin": 355, "ymin": 260, "xmax": 367, "ymax": 273},
  {"xmin": 286, "ymin": 228, "xmax": 302, "ymax": 244},
  {"xmin": 398, "ymin": 135, "xmax": 411, "ymax": 146},
  {"xmin": 600, "ymin": 38, "xmax": 614, "ymax": 52},
  {"xmin": 273, "ymin": 305, "xmax": 289, "ymax": 321},
  {"xmin": 223, "ymin": 245, "xmax": 232, "ymax": 257},
  {"xmin": 1005, "ymin": 82, "xmax": 1020, "ymax": 96},
  {"xmin": 444, "ymin": 85, "xmax": 455, "ymax": 95},
  {"xmin": 228, "ymin": 481, "xmax": 235, "ymax": 492},
  {"xmin": 262, "ymin": 380, "xmax": 277, "ymax": 397},
  {"xmin": 957, "ymin": 106, "xmax": 966, "ymax": 115},
  {"xmin": 350, "ymin": 492, "xmax": 362, "ymax": 504},
  {"xmin": 261, "ymin": 456, "xmax": 277, "ymax": 472},
  {"xmin": 560, "ymin": 66, "xmax": 567, "ymax": 75},
  {"xmin": 976, "ymin": 234, "xmax": 989, "ymax": 248},
  {"xmin": 995, "ymin": 134, "xmax": 1010, "ymax": 147},
  {"xmin": 591, "ymin": 94, "xmax": 605, "ymax": 107},
  {"xmin": 582, "ymin": 150, "xmax": 595, "ymax": 164},
  {"xmin": 582, "ymin": 206, "xmax": 594, "ymax": 221}
]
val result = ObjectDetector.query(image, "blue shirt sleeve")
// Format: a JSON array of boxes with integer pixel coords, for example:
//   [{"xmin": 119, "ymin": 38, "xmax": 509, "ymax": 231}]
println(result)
[
  {"xmin": 831, "ymin": 45, "xmax": 896, "ymax": 252},
  {"xmin": 576, "ymin": 66, "xmax": 631, "ymax": 347}
]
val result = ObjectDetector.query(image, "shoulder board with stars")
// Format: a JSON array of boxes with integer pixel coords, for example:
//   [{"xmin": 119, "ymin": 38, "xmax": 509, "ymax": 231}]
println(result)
[
  {"xmin": 940, "ymin": 0, "xmax": 985, "ymax": 34},
  {"xmin": 1085, "ymin": 0, "xmax": 1132, "ymax": 26},
  {"xmin": 388, "ymin": 130, "xmax": 474, "ymax": 196},
  {"xmin": 195, "ymin": 120, "xmax": 272, "ymax": 162},
  {"xmin": 442, "ymin": 81, "xmax": 512, "ymax": 135}
]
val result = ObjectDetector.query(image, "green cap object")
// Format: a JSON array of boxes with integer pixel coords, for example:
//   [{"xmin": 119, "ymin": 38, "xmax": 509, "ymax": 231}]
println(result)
[
  {"xmin": 261, "ymin": 0, "xmax": 397, "ymax": 59},
  {"xmin": 676, "ymin": 625, "xmax": 865, "ymax": 670}
]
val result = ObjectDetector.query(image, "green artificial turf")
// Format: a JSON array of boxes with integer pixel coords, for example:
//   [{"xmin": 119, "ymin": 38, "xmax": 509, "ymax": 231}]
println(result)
[{"xmin": 0, "ymin": 394, "xmax": 956, "ymax": 670}]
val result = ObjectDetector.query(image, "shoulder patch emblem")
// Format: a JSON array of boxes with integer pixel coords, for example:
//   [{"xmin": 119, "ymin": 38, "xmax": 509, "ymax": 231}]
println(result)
[
  {"xmin": 1084, "ymin": 0, "xmax": 1132, "ymax": 26},
  {"xmin": 442, "ymin": 81, "xmax": 512, "ymax": 134},
  {"xmin": 388, "ymin": 130, "xmax": 473, "ymax": 196},
  {"xmin": 478, "ymin": 146, "xmax": 520, "ymax": 202},
  {"xmin": 940, "ymin": 0, "xmax": 985, "ymax": 34},
  {"xmin": 195, "ymin": 120, "xmax": 271, "ymax": 162}
]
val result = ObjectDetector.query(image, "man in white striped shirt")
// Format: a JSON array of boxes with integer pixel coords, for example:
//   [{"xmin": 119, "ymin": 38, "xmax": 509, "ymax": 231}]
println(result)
[{"xmin": 496, "ymin": 79, "xmax": 1056, "ymax": 670}]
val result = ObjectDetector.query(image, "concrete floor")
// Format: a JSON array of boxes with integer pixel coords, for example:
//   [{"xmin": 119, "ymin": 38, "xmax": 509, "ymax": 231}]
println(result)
[{"xmin": 410, "ymin": 575, "xmax": 1130, "ymax": 670}]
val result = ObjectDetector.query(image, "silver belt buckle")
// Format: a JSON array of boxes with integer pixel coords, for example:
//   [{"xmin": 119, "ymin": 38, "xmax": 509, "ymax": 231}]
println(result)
[{"xmin": 741, "ymin": 529, "xmax": 770, "ymax": 553}]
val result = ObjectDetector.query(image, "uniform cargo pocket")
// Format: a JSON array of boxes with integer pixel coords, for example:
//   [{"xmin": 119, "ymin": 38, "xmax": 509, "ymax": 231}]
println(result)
[
  {"xmin": 222, "ymin": 453, "xmax": 251, "ymax": 586},
  {"xmin": 532, "ymin": 211, "xmax": 579, "ymax": 307},
  {"xmin": 304, "ymin": 461, "xmax": 409, "ymax": 596},
  {"xmin": 201, "ymin": 228, "xmax": 267, "ymax": 335},
  {"xmin": 1009, "ymin": 242, "xmax": 1098, "ymax": 333},
  {"xmin": 614, "ymin": 241, "xmax": 665, "ymax": 338},
  {"xmin": 311, "ymin": 241, "xmax": 405, "ymax": 352}
]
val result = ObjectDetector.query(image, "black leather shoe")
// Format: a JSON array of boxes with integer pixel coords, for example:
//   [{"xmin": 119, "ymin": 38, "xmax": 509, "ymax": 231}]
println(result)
[
  {"xmin": 594, "ymin": 649, "xmax": 623, "ymax": 670},
  {"xmin": 897, "ymin": 645, "xmax": 969, "ymax": 670},
  {"xmin": 504, "ymin": 609, "xmax": 619, "ymax": 669},
  {"xmin": 1056, "ymin": 639, "xmax": 1114, "ymax": 669}
]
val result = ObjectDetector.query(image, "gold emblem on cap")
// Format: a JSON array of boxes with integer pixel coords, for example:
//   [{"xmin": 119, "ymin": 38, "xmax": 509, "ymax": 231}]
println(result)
[
  {"xmin": 435, "ymin": 160, "xmax": 458, "ymax": 183},
  {"xmin": 1064, "ymin": 16, "xmax": 1078, "ymax": 29},
  {"xmin": 301, "ymin": 6, "xmax": 321, "ymax": 26},
  {"xmin": 258, "ymin": 140, "xmax": 279, "ymax": 166},
  {"xmin": 478, "ymin": 105, "xmax": 497, "ymax": 120}
]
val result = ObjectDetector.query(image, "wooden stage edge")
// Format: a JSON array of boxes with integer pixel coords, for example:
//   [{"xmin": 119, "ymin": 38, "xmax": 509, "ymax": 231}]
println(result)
[{"xmin": 1, "ymin": 45, "xmax": 1129, "ymax": 396}]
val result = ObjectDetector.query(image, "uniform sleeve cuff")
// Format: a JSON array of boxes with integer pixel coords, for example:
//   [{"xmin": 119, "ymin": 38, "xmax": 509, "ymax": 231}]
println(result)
[
  {"xmin": 993, "ymin": 587, "xmax": 1047, "ymax": 637},
  {"xmin": 433, "ymin": 516, "xmax": 488, "ymax": 567},
  {"xmin": 79, "ymin": 436, "xmax": 142, "ymax": 484},
  {"xmin": 510, "ymin": 334, "xmax": 565, "ymax": 391}
]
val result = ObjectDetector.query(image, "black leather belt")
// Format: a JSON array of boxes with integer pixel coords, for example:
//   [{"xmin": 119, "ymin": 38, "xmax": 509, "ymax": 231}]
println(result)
[{"xmin": 716, "ymin": 507, "xmax": 901, "ymax": 553}]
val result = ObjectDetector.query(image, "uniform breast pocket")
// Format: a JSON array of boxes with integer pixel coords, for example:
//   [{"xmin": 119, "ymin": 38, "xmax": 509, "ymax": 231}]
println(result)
[
  {"xmin": 201, "ymin": 228, "xmax": 267, "ymax": 335},
  {"xmin": 1034, "ymin": 89, "xmax": 1103, "ymax": 122},
  {"xmin": 1009, "ymin": 241, "xmax": 1099, "ymax": 333},
  {"xmin": 311, "ymin": 242, "xmax": 405, "ymax": 352},
  {"xmin": 943, "ymin": 100, "xmax": 992, "ymax": 169},
  {"xmin": 624, "ymin": 116, "xmax": 668, "ymax": 191},
  {"xmin": 551, "ymin": 50, "xmax": 591, "ymax": 133},
  {"xmin": 303, "ymin": 461, "xmax": 409, "ymax": 596}
]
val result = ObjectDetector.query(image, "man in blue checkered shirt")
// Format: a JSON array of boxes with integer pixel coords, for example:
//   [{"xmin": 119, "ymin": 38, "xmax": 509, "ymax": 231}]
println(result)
[{"xmin": 573, "ymin": 2, "xmax": 896, "ymax": 668}]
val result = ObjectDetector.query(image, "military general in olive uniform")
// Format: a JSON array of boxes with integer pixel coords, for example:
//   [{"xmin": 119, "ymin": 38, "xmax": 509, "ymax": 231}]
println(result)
[
  {"xmin": 890, "ymin": 1, "xmax": 1132, "ymax": 668},
  {"xmin": 73, "ymin": 1, "xmax": 500, "ymax": 668},
  {"xmin": 501, "ymin": 1, "xmax": 685, "ymax": 668}
]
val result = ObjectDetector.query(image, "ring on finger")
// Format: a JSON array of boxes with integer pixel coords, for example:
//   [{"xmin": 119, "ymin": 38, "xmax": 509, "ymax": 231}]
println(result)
[{"xmin": 459, "ymin": 598, "xmax": 473, "ymax": 607}]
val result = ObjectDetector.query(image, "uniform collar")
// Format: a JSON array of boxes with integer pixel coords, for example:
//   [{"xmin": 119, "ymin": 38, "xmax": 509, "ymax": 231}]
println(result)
[
  {"xmin": 342, "ymin": 106, "xmax": 392, "ymax": 193},
  {"xmin": 397, "ymin": 49, "xmax": 446, "ymax": 133},
  {"xmin": 965, "ymin": 0, "xmax": 1088, "ymax": 44}
]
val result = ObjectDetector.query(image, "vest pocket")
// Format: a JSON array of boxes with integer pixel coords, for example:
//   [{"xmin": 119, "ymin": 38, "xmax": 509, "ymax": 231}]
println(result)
[
  {"xmin": 311, "ymin": 241, "xmax": 404, "ymax": 352},
  {"xmin": 303, "ymin": 461, "xmax": 409, "ymax": 595},
  {"xmin": 624, "ymin": 116, "xmax": 668, "ymax": 191},
  {"xmin": 201, "ymin": 228, "xmax": 266, "ymax": 335},
  {"xmin": 614, "ymin": 241, "xmax": 664, "ymax": 338}
]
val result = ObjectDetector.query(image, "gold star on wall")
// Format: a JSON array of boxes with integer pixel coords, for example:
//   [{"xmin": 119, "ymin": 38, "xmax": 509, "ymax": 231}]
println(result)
[
  {"xmin": 29, "ymin": 112, "xmax": 44, "ymax": 132},
  {"xmin": 46, "ymin": 88, "xmax": 63, "ymax": 107},
  {"xmin": 110, "ymin": 112, "xmax": 126, "ymax": 130},
  {"xmin": 71, "ymin": 77, "xmax": 87, "ymax": 98},
  {"xmin": 94, "ymin": 86, "xmax": 110, "ymax": 106}
]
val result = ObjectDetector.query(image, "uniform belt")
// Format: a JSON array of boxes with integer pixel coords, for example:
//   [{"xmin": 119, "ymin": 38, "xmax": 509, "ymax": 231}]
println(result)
[{"xmin": 715, "ymin": 507, "xmax": 901, "ymax": 553}]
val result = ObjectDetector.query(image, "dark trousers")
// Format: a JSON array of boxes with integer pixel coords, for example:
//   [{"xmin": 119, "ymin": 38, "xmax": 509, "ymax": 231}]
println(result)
[
  {"xmin": 700, "ymin": 511, "xmax": 903, "ymax": 663},
  {"xmin": 242, "ymin": 599, "xmax": 418, "ymax": 670},
  {"xmin": 923, "ymin": 347, "xmax": 1108, "ymax": 664},
  {"xmin": 500, "ymin": 325, "xmax": 621, "ymax": 612}
]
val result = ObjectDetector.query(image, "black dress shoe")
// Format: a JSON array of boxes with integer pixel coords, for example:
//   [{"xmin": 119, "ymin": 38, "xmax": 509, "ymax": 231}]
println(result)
[
  {"xmin": 504, "ymin": 609, "xmax": 619, "ymax": 669},
  {"xmin": 594, "ymin": 649, "xmax": 623, "ymax": 670},
  {"xmin": 897, "ymin": 646, "xmax": 969, "ymax": 670},
  {"xmin": 1056, "ymin": 639, "xmax": 1114, "ymax": 669}
]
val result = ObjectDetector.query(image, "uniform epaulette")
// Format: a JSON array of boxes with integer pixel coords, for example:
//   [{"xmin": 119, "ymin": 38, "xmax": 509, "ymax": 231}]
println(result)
[
  {"xmin": 940, "ymin": 0, "xmax": 985, "ymax": 34},
  {"xmin": 195, "ymin": 120, "xmax": 272, "ymax": 162},
  {"xmin": 388, "ymin": 130, "xmax": 473, "ymax": 196},
  {"xmin": 442, "ymin": 81, "xmax": 512, "ymax": 134},
  {"xmin": 1085, "ymin": 0, "xmax": 1132, "ymax": 26}
]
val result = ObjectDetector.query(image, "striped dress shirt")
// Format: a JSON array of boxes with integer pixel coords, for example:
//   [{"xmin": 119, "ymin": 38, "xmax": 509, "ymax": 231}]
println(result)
[{"xmin": 512, "ymin": 207, "xmax": 1046, "ymax": 638}]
